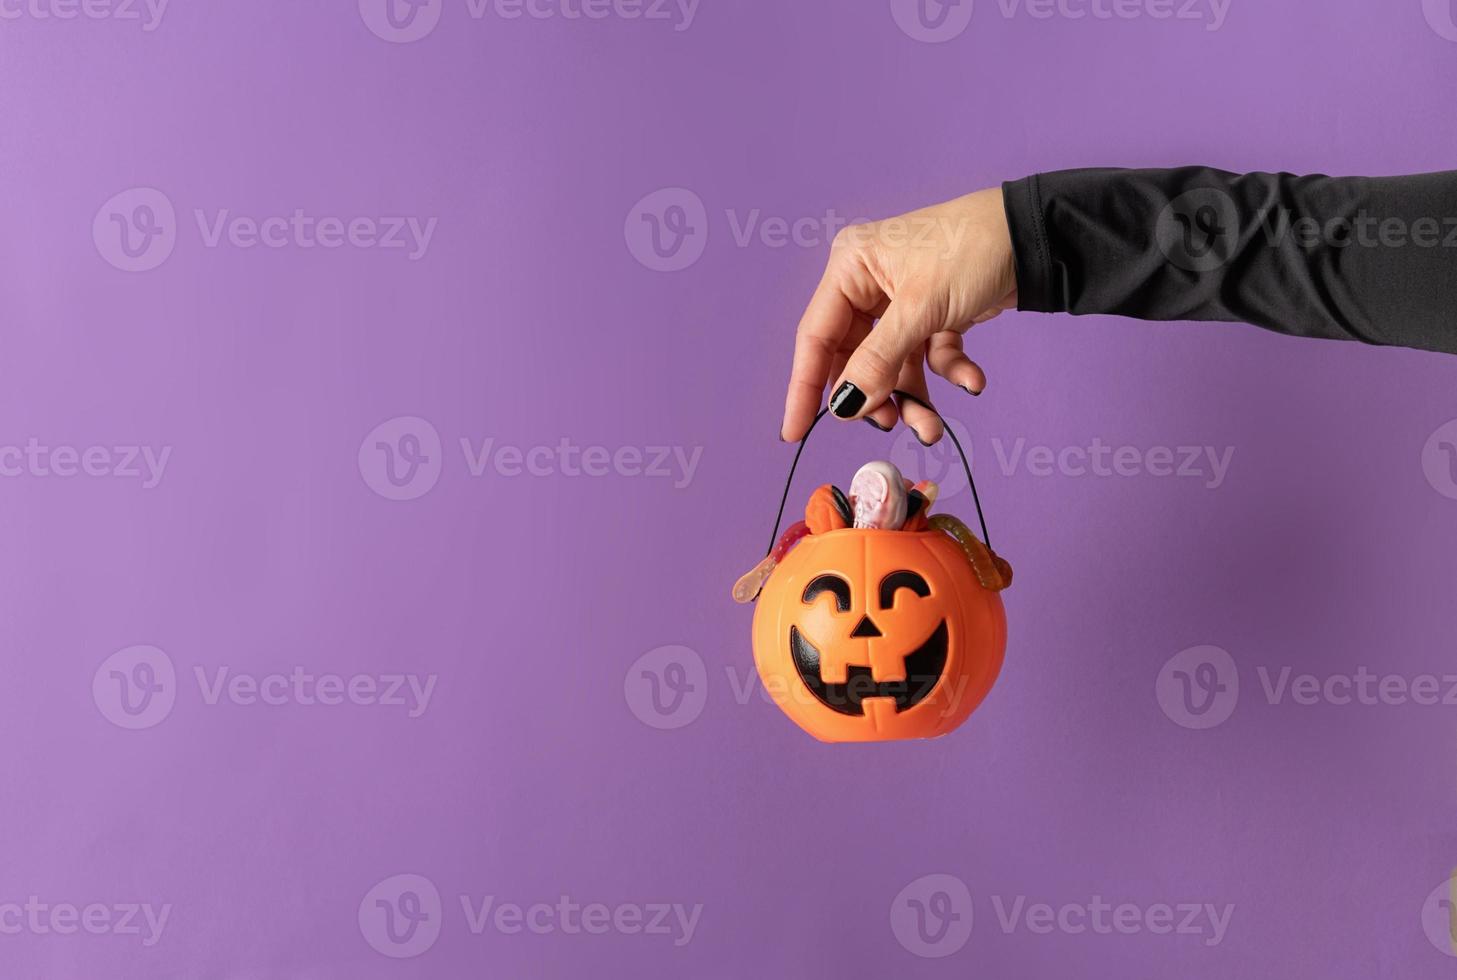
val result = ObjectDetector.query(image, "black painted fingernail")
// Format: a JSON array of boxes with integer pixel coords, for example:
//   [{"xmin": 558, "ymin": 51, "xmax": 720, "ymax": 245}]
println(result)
[
  {"xmin": 864, "ymin": 417, "xmax": 890, "ymax": 432},
  {"xmin": 830, "ymin": 382, "xmax": 865, "ymax": 418},
  {"xmin": 915, "ymin": 432, "xmax": 933, "ymax": 447},
  {"xmin": 961, "ymin": 384, "xmax": 982, "ymax": 397}
]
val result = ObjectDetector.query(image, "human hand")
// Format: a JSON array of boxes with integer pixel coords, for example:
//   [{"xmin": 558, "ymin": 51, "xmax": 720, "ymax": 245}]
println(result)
[{"xmin": 780, "ymin": 188, "xmax": 1017, "ymax": 444}]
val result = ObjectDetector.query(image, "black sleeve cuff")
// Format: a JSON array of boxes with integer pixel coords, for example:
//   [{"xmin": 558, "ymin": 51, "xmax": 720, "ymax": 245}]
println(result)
[{"xmin": 1001, "ymin": 174, "xmax": 1059, "ymax": 313}]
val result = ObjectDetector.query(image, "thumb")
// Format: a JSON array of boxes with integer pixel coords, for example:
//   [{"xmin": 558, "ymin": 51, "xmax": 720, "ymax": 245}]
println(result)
[{"xmin": 828, "ymin": 296, "xmax": 940, "ymax": 420}]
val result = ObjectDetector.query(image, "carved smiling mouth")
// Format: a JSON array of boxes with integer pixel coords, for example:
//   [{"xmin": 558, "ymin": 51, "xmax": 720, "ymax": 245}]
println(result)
[{"xmin": 789, "ymin": 622, "xmax": 948, "ymax": 716}]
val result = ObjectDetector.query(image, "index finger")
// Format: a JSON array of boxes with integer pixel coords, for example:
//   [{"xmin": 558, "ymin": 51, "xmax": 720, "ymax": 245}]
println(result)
[{"xmin": 781, "ymin": 274, "xmax": 855, "ymax": 442}]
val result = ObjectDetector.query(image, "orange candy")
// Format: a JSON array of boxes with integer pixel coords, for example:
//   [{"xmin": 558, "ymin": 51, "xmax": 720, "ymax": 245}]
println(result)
[
  {"xmin": 804, "ymin": 484, "xmax": 852, "ymax": 535},
  {"xmin": 929, "ymin": 514, "xmax": 1013, "ymax": 592}
]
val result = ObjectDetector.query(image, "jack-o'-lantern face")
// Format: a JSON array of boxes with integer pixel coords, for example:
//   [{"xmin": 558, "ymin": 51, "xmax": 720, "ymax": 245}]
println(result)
[{"xmin": 752, "ymin": 528, "xmax": 1005, "ymax": 742}]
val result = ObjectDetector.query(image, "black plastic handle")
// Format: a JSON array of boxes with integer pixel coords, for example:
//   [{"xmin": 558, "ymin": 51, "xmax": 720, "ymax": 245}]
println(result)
[{"xmin": 765, "ymin": 390, "xmax": 991, "ymax": 555}]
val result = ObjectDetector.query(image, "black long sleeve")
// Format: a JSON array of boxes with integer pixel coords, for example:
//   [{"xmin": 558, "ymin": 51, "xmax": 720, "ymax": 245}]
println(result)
[{"xmin": 1002, "ymin": 167, "xmax": 1457, "ymax": 354}]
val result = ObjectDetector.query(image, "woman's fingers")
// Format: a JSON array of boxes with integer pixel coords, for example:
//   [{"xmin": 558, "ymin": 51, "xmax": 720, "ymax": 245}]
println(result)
[
  {"xmin": 864, "ymin": 401, "xmax": 900, "ymax": 432},
  {"xmin": 822, "ymin": 348, "xmax": 894, "ymax": 433},
  {"xmin": 782, "ymin": 276, "xmax": 857, "ymax": 441},
  {"xmin": 829, "ymin": 321, "xmax": 898, "ymax": 434},
  {"xmin": 894, "ymin": 353, "xmax": 944, "ymax": 445},
  {"xmin": 927, "ymin": 330, "xmax": 986, "ymax": 395},
  {"xmin": 783, "ymin": 192, "xmax": 1016, "ymax": 439},
  {"xmin": 828, "ymin": 293, "xmax": 944, "ymax": 421}
]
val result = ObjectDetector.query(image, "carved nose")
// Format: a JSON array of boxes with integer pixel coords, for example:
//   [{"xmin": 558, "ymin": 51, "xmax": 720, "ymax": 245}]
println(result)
[{"xmin": 850, "ymin": 615, "xmax": 883, "ymax": 638}]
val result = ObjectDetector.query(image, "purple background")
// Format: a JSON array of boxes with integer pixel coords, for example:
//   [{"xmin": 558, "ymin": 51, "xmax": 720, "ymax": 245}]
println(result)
[{"xmin": 3, "ymin": 0, "xmax": 1457, "ymax": 976}]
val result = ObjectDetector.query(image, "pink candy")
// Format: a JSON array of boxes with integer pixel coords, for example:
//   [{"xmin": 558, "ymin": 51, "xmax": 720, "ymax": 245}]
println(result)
[{"xmin": 850, "ymin": 460, "xmax": 908, "ymax": 530}]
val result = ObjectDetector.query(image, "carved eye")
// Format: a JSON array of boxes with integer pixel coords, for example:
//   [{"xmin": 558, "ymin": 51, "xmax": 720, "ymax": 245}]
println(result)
[
  {"xmin": 879, "ymin": 570, "xmax": 930, "ymax": 609},
  {"xmin": 802, "ymin": 574, "xmax": 851, "ymax": 612}
]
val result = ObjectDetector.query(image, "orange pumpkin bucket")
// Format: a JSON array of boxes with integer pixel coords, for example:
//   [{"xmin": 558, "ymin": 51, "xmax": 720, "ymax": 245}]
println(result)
[{"xmin": 738, "ymin": 392, "xmax": 1010, "ymax": 743}]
